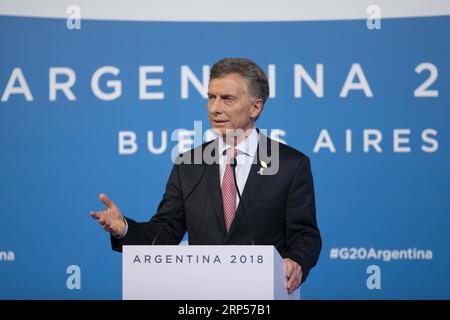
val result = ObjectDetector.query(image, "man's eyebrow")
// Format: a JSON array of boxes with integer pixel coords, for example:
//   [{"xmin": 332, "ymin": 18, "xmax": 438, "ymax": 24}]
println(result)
[{"xmin": 220, "ymin": 94, "xmax": 237, "ymax": 99}]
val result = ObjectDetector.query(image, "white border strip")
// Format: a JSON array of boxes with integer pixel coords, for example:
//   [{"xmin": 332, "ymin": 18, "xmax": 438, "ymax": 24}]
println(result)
[{"xmin": 0, "ymin": 0, "xmax": 450, "ymax": 21}]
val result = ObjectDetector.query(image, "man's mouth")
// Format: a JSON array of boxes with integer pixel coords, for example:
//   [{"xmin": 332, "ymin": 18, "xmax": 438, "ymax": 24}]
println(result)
[{"xmin": 213, "ymin": 119, "xmax": 229, "ymax": 124}]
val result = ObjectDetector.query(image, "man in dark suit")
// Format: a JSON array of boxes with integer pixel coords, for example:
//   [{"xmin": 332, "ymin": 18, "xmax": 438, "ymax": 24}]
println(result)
[{"xmin": 90, "ymin": 58, "xmax": 321, "ymax": 294}]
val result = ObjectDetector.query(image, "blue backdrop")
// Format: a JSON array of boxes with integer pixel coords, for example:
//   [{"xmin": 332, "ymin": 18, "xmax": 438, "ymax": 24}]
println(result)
[{"xmin": 0, "ymin": 14, "xmax": 449, "ymax": 299}]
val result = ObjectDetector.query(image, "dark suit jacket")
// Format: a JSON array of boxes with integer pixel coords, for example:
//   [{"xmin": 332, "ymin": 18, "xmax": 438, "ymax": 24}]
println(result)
[{"xmin": 111, "ymin": 131, "xmax": 321, "ymax": 282}]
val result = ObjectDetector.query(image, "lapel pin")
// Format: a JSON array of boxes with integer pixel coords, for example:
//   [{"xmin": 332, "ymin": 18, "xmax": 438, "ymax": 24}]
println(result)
[
  {"xmin": 260, "ymin": 160, "xmax": 268, "ymax": 168},
  {"xmin": 257, "ymin": 160, "xmax": 268, "ymax": 175}
]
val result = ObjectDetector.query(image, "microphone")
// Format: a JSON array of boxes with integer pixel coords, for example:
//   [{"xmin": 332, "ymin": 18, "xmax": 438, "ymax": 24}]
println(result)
[
  {"xmin": 231, "ymin": 160, "xmax": 255, "ymax": 245},
  {"xmin": 151, "ymin": 164, "xmax": 207, "ymax": 245}
]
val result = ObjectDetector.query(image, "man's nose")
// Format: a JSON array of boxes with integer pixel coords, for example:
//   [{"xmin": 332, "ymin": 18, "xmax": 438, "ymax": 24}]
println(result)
[{"xmin": 209, "ymin": 98, "xmax": 224, "ymax": 114}]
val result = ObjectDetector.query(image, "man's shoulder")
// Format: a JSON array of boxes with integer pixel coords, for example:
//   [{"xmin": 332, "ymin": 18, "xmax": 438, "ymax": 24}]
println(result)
[
  {"xmin": 265, "ymin": 135, "xmax": 310, "ymax": 163},
  {"xmin": 175, "ymin": 139, "xmax": 218, "ymax": 166}
]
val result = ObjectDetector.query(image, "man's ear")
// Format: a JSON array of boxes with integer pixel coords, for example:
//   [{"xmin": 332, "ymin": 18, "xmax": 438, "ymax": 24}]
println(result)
[{"xmin": 250, "ymin": 99, "xmax": 264, "ymax": 120}]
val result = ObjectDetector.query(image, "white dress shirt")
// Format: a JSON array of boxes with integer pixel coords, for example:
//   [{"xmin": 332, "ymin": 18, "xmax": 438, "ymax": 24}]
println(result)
[{"xmin": 218, "ymin": 127, "xmax": 259, "ymax": 210}]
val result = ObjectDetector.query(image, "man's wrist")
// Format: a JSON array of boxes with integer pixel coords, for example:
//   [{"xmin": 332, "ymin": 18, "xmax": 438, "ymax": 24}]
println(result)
[{"xmin": 113, "ymin": 216, "xmax": 128, "ymax": 239}]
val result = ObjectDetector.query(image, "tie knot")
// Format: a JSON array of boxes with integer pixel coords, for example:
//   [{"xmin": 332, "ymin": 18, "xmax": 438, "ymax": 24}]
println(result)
[{"xmin": 226, "ymin": 148, "xmax": 238, "ymax": 164}]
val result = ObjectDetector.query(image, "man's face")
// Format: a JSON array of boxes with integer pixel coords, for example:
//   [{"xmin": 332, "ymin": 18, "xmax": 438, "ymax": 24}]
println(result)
[{"xmin": 207, "ymin": 73, "xmax": 262, "ymax": 139}]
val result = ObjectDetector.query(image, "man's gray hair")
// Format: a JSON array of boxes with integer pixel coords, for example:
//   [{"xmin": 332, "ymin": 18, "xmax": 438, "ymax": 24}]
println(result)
[{"xmin": 210, "ymin": 58, "xmax": 269, "ymax": 105}]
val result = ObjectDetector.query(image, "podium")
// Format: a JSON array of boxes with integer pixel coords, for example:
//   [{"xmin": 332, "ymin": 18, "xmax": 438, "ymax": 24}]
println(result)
[{"xmin": 123, "ymin": 245, "xmax": 300, "ymax": 300}]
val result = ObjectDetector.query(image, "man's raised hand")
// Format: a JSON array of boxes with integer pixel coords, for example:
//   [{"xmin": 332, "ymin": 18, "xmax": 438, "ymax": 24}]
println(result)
[{"xmin": 90, "ymin": 193, "xmax": 126, "ymax": 237}]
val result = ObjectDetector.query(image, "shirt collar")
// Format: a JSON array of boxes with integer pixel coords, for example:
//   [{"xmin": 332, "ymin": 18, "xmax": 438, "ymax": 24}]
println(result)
[{"xmin": 218, "ymin": 127, "xmax": 258, "ymax": 158}]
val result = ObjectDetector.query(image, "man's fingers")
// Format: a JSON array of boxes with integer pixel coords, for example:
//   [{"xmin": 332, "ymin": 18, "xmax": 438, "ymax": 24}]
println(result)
[
  {"xmin": 90, "ymin": 211, "xmax": 101, "ymax": 219},
  {"xmin": 99, "ymin": 216, "xmax": 110, "ymax": 226},
  {"xmin": 90, "ymin": 211, "xmax": 98, "ymax": 219},
  {"xmin": 90, "ymin": 210, "xmax": 111, "ymax": 222},
  {"xmin": 284, "ymin": 259, "xmax": 302, "ymax": 294},
  {"xmin": 284, "ymin": 261, "xmax": 294, "ymax": 278},
  {"xmin": 286, "ymin": 269, "xmax": 299, "ymax": 289},
  {"xmin": 103, "ymin": 223, "xmax": 118, "ymax": 234},
  {"xmin": 99, "ymin": 193, "xmax": 115, "ymax": 209},
  {"xmin": 91, "ymin": 209, "xmax": 117, "ymax": 234},
  {"xmin": 287, "ymin": 276, "xmax": 300, "ymax": 294}
]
